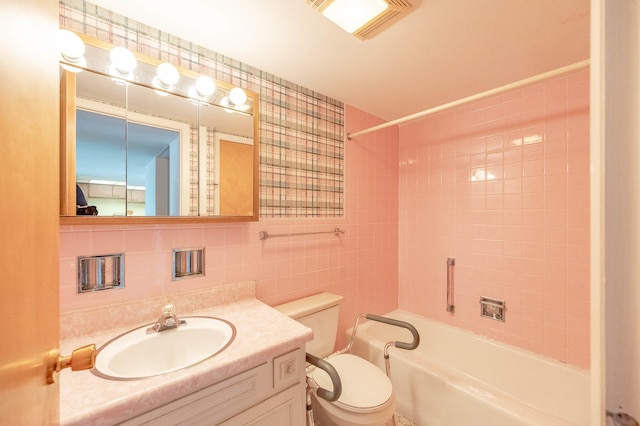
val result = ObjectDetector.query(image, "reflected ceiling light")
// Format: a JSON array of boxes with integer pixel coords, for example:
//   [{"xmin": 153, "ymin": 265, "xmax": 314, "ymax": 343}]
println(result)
[
  {"xmin": 512, "ymin": 134, "xmax": 544, "ymax": 146},
  {"xmin": 195, "ymin": 75, "xmax": 216, "ymax": 97},
  {"xmin": 58, "ymin": 30, "xmax": 86, "ymax": 72},
  {"xmin": 89, "ymin": 179, "xmax": 126, "ymax": 186},
  {"xmin": 470, "ymin": 169, "xmax": 496, "ymax": 182},
  {"xmin": 306, "ymin": 0, "xmax": 412, "ymax": 40},
  {"xmin": 229, "ymin": 87, "xmax": 247, "ymax": 106},
  {"xmin": 109, "ymin": 46, "xmax": 137, "ymax": 78}
]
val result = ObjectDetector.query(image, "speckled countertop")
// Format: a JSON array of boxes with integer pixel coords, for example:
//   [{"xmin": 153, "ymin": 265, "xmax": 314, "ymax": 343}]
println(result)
[{"xmin": 58, "ymin": 282, "xmax": 312, "ymax": 426}]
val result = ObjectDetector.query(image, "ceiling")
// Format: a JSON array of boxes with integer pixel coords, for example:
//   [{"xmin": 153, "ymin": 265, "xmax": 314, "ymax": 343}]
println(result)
[{"xmin": 87, "ymin": 0, "xmax": 590, "ymax": 122}]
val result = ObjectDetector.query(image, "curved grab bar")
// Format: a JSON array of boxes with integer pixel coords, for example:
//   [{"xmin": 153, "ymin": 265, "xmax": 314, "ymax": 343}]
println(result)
[
  {"xmin": 306, "ymin": 353, "xmax": 342, "ymax": 402},
  {"xmin": 365, "ymin": 314, "xmax": 420, "ymax": 350}
]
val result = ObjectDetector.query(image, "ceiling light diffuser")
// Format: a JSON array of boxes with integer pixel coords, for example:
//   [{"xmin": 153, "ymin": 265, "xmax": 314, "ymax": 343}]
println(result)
[
  {"xmin": 305, "ymin": 0, "xmax": 412, "ymax": 40},
  {"xmin": 322, "ymin": 0, "xmax": 388, "ymax": 34}
]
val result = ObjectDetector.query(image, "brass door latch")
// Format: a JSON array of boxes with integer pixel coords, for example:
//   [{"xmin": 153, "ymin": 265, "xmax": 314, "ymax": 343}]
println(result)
[{"xmin": 46, "ymin": 344, "xmax": 96, "ymax": 384}]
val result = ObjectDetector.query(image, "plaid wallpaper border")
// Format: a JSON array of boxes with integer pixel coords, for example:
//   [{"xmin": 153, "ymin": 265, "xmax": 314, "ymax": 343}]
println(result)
[{"xmin": 59, "ymin": 0, "xmax": 344, "ymax": 218}]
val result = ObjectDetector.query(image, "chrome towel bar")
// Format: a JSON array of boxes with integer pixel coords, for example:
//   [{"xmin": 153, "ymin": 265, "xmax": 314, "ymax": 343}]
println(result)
[{"xmin": 258, "ymin": 228, "xmax": 345, "ymax": 240}]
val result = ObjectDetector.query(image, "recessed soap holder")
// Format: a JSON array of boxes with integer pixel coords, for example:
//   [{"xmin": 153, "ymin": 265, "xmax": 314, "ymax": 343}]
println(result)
[
  {"xmin": 172, "ymin": 248, "xmax": 205, "ymax": 280},
  {"xmin": 479, "ymin": 296, "xmax": 505, "ymax": 322},
  {"xmin": 78, "ymin": 253, "xmax": 124, "ymax": 293}
]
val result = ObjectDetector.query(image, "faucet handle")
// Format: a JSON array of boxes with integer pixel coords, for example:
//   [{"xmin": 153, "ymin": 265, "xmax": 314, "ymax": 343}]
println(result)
[{"xmin": 161, "ymin": 303, "xmax": 176, "ymax": 318}]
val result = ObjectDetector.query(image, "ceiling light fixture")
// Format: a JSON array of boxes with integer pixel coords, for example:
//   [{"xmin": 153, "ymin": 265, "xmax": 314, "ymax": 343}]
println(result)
[{"xmin": 306, "ymin": 0, "xmax": 411, "ymax": 40}]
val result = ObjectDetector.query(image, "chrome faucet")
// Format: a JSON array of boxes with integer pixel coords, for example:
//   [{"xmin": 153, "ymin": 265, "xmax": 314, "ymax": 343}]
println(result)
[{"xmin": 146, "ymin": 303, "xmax": 186, "ymax": 333}]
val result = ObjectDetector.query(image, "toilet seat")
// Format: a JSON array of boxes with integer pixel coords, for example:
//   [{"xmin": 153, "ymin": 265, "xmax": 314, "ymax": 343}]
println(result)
[{"xmin": 310, "ymin": 353, "xmax": 393, "ymax": 412}]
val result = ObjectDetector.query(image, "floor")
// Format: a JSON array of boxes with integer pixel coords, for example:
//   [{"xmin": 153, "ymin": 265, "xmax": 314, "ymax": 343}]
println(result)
[{"xmin": 386, "ymin": 414, "xmax": 417, "ymax": 426}]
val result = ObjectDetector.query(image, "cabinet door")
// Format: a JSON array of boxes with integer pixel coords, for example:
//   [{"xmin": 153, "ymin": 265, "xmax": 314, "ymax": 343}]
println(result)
[
  {"xmin": 120, "ymin": 363, "xmax": 271, "ymax": 426},
  {"xmin": 219, "ymin": 383, "xmax": 305, "ymax": 426}
]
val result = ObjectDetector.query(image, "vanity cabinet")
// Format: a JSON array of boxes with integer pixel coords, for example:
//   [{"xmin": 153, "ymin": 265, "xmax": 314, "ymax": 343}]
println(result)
[{"xmin": 119, "ymin": 348, "xmax": 305, "ymax": 426}]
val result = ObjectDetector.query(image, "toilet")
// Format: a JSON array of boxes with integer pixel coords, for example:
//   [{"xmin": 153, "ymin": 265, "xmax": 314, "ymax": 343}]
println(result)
[{"xmin": 275, "ymin": 292, "xmax": 395, "ymax": 426}]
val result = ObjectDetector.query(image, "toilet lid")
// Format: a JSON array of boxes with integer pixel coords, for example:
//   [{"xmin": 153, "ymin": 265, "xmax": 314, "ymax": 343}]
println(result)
[{"xmin": 311, "ymin": 353, "xmax": 393, "ymax": 409}]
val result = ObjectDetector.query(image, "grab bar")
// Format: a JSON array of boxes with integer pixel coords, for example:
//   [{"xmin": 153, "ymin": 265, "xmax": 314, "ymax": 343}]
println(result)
[
  {"xmin": 446, "ymin": 257, "xmax": 455, "ymax": 313},
  {"xmin": 365, "ymin": 314, "xmax": 420, "ymax": 351},
  {"xmin": 338, "ymin": 313, "xmax": 421, "ymax": 356},
  {"xmin": 305, "ymin": 353, "xmax": 342, "ymax": 402},
  {"xmin": 362, "ymin": 314, "xmax": 420, "ymax": 386},
  {"xmin": 338, "ymin": 314, "xmax": 419, "ymax": 426}
]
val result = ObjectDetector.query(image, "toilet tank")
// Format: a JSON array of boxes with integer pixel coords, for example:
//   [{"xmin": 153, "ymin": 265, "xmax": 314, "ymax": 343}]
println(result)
[{"xmin": 274, "ymin": 292, "xmax": 344, "ymax": 358}]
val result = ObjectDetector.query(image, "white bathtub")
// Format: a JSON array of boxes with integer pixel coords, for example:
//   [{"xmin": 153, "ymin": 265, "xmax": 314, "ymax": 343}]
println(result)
[{"xmin": 346, "ymin": 310, "xmax": 590, "ymax": 426}]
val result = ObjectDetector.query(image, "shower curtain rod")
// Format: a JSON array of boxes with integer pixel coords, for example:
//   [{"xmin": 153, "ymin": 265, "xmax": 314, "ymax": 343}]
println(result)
[{"xmin": 347, "ymin": 59, "xmax": 590, "ymax": 140}]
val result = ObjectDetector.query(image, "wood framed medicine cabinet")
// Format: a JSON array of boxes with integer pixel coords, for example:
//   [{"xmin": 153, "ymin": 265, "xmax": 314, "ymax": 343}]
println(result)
[{"xmin": 60, "ymin": 35, "xmax": 259, "ymax": 224}]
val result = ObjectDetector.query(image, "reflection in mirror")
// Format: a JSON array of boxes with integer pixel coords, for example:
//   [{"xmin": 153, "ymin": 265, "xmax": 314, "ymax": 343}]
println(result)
[
  {"xmin": 75, "ymin": 71, "xmax": 196, "ymax": 216},
  {"xmin": 126, "ymin": 81, "xmax": 196, "ymax": 216},
  {"xmin": 199, "ymin": 102, "xmax": 255, "ymax": 216},
  {"xmin": 59, "ymin": 33, "xmax": 259, "ymax": 223}
]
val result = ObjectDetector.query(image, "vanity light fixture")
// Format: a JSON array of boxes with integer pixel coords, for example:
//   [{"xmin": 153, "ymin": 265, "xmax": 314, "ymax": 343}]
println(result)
[
  {"xmin": 188, "ymin": 75, "xmax": 216, "ymax": 104},
  {"xmin": 229, "ymin": 87, "xmax": 247, "ymax": 106},
  {"xmin": 153, "ymin": 62, "xmax": 180, "ymax": 96},
  {"xmin": 221, "ymin": 96, "xmax": 235, "ymax": 113},
  {"xmin": 305, "ymin": 0, "xmax": 412, "ymax": 40},
  {"xmin": 195, "ymin": 75, "xmax": 216, "ymax": 97},
  {"xmin": 219, "ymin": 87, "xmax": 249, "ymax": 113},
  {"xmin": 58, "ymin": 29, "xmax": 86, "ymax": 72},
  {"xmin": 109, "ymin": 46, "xmax": 137, "ymax": 79}
]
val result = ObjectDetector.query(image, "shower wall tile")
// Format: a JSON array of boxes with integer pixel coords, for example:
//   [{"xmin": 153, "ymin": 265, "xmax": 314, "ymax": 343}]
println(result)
[{"xmin": 398, "ymin": 68, "xmax": 590, "ymax": 369}]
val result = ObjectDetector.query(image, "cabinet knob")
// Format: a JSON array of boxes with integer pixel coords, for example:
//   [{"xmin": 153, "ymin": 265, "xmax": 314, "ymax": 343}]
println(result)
[{"xmin": 46, "ymin": 344, "xmax": 96, "ymax": 384}]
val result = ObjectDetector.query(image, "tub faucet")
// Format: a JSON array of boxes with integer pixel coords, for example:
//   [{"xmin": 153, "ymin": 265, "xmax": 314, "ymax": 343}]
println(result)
[{"xmin": 147, "ymin": 303, "xmax": 186, "ymax": 333}]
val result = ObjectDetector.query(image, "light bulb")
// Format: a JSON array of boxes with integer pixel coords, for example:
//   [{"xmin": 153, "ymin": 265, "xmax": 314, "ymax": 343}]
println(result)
[
  {"xmin": 229, "ymin": 87, "xmax": 247, "ymax": 106},
  {"xmin": 156, "ymin": 63, "xmax": 179, "ymax": 87},
  {"xmin": 110, "ymin": 47, "xmax": 137, "ymax": 76},
  {"xmin": 195, "ymin": 75, "xmax": 216, "ymax": 97},
  {"xmin": 58, "ymin": 30, "xmax": 86, "ymax": 72}
]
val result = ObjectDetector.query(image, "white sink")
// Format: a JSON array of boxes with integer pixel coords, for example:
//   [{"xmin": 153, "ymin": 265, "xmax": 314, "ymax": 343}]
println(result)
[{"xmin": 92, "ymin": 316, "xmax": 236, "ymax": 380}]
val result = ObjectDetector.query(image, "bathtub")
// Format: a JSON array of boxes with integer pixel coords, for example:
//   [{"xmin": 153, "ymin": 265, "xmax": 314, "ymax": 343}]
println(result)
[{"xmin": 346, "ymin": 310, "xmax": 590, "ymax": 426}]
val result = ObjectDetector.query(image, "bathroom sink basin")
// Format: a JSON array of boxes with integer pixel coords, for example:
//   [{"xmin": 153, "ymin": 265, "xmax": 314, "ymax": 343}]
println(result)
[{"xmin": 92, "ymin": 316, "xmax": 236, "ymax": 380}]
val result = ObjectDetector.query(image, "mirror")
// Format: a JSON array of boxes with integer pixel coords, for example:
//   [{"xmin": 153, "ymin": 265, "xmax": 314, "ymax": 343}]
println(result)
[{"xmin": 59, "ymin": 35, "xmax": 259, "ymax": 223}]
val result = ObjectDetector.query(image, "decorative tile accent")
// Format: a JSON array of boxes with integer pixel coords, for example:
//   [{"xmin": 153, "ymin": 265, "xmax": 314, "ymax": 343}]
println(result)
[{"xmin": 59, "ymin": 0, "xmax": 344, "ymax": 218}]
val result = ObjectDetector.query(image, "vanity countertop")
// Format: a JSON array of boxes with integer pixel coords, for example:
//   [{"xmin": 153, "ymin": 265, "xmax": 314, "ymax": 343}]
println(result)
[{"xmin": 59, "ymin": 293, "xmax": 311, "ymax": 425}]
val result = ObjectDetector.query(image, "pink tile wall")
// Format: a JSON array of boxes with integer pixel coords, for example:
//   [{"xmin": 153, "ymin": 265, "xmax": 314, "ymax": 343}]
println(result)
[
  {"xmin": 59, "ymin": 105, "xmax": 399, "ymax": 349},
  {"xmin": 398, "ymin": 68, "xmax": 590, "ymax": 368}
]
